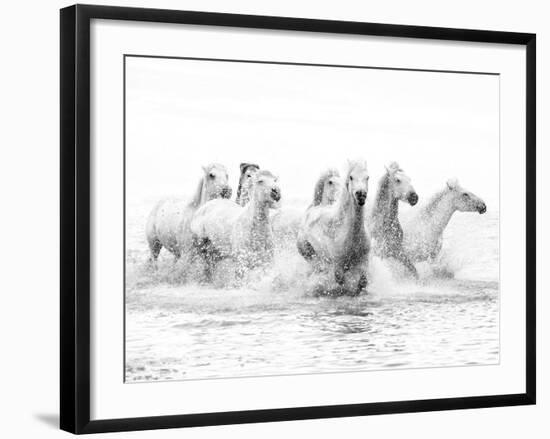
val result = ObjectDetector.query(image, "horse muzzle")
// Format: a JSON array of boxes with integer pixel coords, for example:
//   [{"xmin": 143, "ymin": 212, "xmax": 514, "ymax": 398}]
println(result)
[
  {"xmin": 220, "ymin": 186, "xmax": 232, "ymax": 199},
  {"xmin": 478, "ymin": 203, "xmax": 487, "ymax": 214},
  {"xmin": 408, "ymin": 192, "xmax": 419, "ymax": 206},
  {"xmin": 271, "ymin": 187, "xmax": 281, "ymax": 202},
  {"xmin": 355, "ymin": 190, "xmax": 367, "ymax": 206}
]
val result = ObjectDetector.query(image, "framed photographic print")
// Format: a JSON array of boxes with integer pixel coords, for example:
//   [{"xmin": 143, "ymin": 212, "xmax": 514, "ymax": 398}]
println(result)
[{"xmin": 60, "ymin": 4, "xmax": 536, "ymax": 434}]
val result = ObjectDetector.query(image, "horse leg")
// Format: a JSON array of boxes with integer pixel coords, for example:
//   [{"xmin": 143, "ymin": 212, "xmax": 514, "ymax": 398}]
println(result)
[
  {"xmin": 428, "ymin": 239, "xmax": 443, "ymax": 263},
  {"xmin": 234, "ymin": 251, "xmax": 247, "ymax": 281},
  {"xmin": 334, "ymin": 265, "xmax": 345, "ymax": 286},
  {"xmin": 204, "ymin": 242, "xmax": 224, "ymax": 283},
  {"xmin": 397, "ymin": 252, "xmax": 418, "ymax": 278},
  {"xmin": 297, "ymin": 239, "xmax": 316, "ymax": 261},
  {"xmin": 194, "ymin": 237, "xmax": 216, "ymax": 283},
  {"xmin": 431, "ymin": 243, "xmax": 455, "ymax": 279},
  {"xmin": 355, "ymin": 270, "xmax": 368, "ymax": 295},
  {"xmin": 147, "ymin": 237, "xmax": 162, "ymax": 267}
]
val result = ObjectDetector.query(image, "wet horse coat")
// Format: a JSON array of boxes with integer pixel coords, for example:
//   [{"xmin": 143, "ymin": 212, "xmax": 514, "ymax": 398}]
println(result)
[
  {"xmin": 297, "ymin": 160, "xmax": 370, "ymax": 295},
  {"xmin": 369, "ymin": 162, "xmax": 419, "ymax": 276},
  {"xmin": 402, "ymin": 179, "xmax": 487, "ymax": 263},
  {"xmin": 235, "ymin": 163, "xmax": 260, "ymax": 206},
  {"xmin": 190, "ymin": 170, "xmax": 281, "ymax": 278},
  {"xmin": 145, "ymin": 163, "xmax": 232, "ymax": 262}
]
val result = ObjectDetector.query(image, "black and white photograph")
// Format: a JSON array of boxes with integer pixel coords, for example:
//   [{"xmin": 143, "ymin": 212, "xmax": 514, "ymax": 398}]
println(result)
[
  {"xmin": 0, "ymin": 0, "xmax": 543, "ymax": 436},
  {"xmin": 124, "ymin": 55, "xmax": 499, "ymax": 382}
]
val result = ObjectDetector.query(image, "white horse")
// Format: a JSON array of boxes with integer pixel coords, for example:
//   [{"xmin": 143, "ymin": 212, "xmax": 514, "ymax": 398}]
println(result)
[
  {"xmin": 235, "ymin": 162, "xmax": 260, "ymax": 206},
  {"xmin": 402, "ymin": 178, "xmax": 487, "ymax": 263},
  {"xmin": 297, "ymin": 160, "xmax": 370, "ymax": 295},
  {"xmin": 233, "ymin": 162, "xmax": 305, "ymax": 251},
  {"xmin": 145, "ymin": 163, "xmax": 232, "ymax": 263},
  {"xmin": 369, "ymin": 162, "xmax": 419, "ymax": 276},
  {"xmin": 276, "ymin": 168, "xmax": 340, "ymax": 252},
  {"xmin": 271, "ymin": 169, "xmax": 342, "ymax": 248},
  {"xmin": 190, "ymin": 170, "xmax": 281, "ymax": 279}
]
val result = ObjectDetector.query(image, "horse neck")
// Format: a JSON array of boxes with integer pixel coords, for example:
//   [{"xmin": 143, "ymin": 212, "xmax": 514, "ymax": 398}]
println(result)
[
  {"xmin": 245, "ymin": 194, "xmax": 271, "ymax": 230},
  {"xmin": 373, "ymin": 175, "xmax": 397, "ymax": 224},
  {"xmin": 337, "ymin": 187, "xmax": 365, "ymax": 236},
  {"xmin": 349, "ymin": 197, "xmax": 365, "ymax": 234},
  {"xmin": 424, "ymin": 191, "xmax": 457, "ymax": 235},
  {"xmin": 235, "ymin": 176, "xmax": 245, "ymax": 206}
]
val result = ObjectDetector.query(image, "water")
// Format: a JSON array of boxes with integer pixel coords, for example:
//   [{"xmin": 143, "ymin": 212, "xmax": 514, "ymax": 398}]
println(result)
[{"xmin": 125, "ymin": 199, "xmax": 499, "ymax": 382}]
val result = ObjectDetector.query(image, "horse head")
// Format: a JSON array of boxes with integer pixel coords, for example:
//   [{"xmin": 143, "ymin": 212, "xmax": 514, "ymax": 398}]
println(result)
[
  {"xmin": 385, "ymin": 161, "xmax": 418, "ymax": 206},
  {"xmin": 236, "ymin": 162, "xmax": 260, "ymax": 206},
  {"xmin": 201, "ymin": 163, "xmax": 232, "ymax": 201},
  {"xmin": 345, "ymin": 160, "xmax": 369, "ymax": 207},
  {"xmin": 446, "ymin": 179, "xmax": 487, "ymax": 214},
  {"xmin": 251, "ymin": 170, "xmax": 281, "ymax": 208},
  {"xmin": 312, "ymin": 168, "xmax": 341, "ymax": 206}
]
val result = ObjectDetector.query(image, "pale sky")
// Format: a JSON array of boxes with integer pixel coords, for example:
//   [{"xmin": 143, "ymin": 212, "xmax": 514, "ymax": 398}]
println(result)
[{"xmin": 125, "ymin": 56, "xmax": 499, "ymax": 209}]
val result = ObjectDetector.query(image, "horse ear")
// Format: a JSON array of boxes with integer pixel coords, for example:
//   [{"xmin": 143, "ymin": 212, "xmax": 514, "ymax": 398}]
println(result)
[
  {"xmin": 446, "ymin": 178, "xmax": 459, "ymax": 190},
  {"xmin": 240, "ymin": 163, "xmax": 260, "ymax": 173},
  {"xmin": 386, "ymin": 161, "xmax": 399, "ymax": 174}
]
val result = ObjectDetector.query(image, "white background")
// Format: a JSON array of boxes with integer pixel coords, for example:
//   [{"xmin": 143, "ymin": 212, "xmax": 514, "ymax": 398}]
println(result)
[
  {"xmin": 0, "ymin": 0, "xmax": 546, "ymax": 438},
  {"xmin": 126, "ymin": 56, "xmax": 499, "ymax": 205},
  {"xmin": 93, "ymin": 19, "xmax": 525, "ymax": 420}
]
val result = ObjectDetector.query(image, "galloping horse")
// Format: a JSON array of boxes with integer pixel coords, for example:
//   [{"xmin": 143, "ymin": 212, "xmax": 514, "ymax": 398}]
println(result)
[
  {"xmin": 294, "ymin": 168, "xmax": 341, "ymax": 261},
  {"xmin": 297, "ymin": 160, "xmax": 370, "ymax": 295},
  {"xmin": 402, "ymin": 178, "xmax": 486, "ymax": 263},
  {"xmin": 234, "ymin": 162, "xmax": 304, "ymax": 250},
  {"xmin": 190, "ymin": 170, "xmax": 281, "ymax": 279},
  {"xmin": 235, "ymin": 162, "xmax": 260, "ymax": 206},
  {"xmin": 145, "ymin": 163, "xmax": 232, "ymax": 263},
  {"xmin": 369, "ymin": 162, "xmax": 419, "ymax": 276}
]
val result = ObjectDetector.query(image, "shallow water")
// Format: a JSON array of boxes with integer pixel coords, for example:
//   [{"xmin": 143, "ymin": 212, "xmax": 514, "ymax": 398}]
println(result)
[{"xmin": 125, "ymin": 199, "xmax": 499, "ymax": 382}]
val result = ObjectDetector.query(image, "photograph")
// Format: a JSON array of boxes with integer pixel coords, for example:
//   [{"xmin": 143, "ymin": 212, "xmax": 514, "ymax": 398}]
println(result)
[{"xmin": 124, "ymin": 55, "xmax": 499, "ymax": 383}]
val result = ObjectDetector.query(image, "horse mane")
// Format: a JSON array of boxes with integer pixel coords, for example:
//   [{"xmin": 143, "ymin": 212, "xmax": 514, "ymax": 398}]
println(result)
[
  {"xmin": 423, "ymin": 188, "xmax": 451, "ymax": 215},
  {"xmin": 188, "ymin": 163, "xmax": 221, "ymax": 208},
  {"xmin": 374, "ymin": 173, "xmax": 391, "ymax": 209},
  {"xmin": 373, "ymin": 162, "xmax": 405, "ymax": 221},
  {"xmin": 312, "ymin": 168, "xmax": 339, "ymax": 206},
  {"xmin": 236, "ymin": 163, "xmax": 259, "ymax": 204}
]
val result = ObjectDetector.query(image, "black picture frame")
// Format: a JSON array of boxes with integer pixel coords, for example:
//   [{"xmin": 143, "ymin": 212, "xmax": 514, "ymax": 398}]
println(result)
[{"xmin": 60, "ymin": 4, "xmax": 536, "ymax": 434}]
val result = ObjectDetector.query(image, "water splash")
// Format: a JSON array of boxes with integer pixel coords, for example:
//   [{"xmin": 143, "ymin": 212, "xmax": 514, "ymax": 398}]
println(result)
[{"xmin": 125, "ymin": 200, "xmax": 499, "ymax": 382}]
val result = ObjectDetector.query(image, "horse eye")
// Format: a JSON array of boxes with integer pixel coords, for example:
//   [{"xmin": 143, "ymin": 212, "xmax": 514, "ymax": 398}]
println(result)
[
  {"xmin": 209, "ymin": 173, "xmax": 215, "ymax": 179},
  {"xmin": 396, "ymin": 178, "xmax": 401, "ymax": 183},
  {"xmin": 463, "ymin": 193, "xmax": 470, "ymax": 198},
  {"xmin": 349, "ymin": 176, "xmax": 353, "ymax": 181},
  {"xmin": 246, "ymin": 174, "xmax": 251, "ymax": 178},
  {"xmin": 328, "ymin": 181, "xmax": 333, "ymax": 185}
]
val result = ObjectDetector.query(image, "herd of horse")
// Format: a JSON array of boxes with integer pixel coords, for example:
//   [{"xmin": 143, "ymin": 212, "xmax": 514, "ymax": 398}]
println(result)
[{"xmin": 145, "ymin": 160, "xmax": 487, "ymax": 295}]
